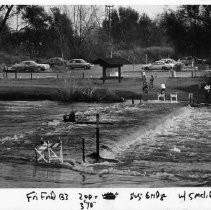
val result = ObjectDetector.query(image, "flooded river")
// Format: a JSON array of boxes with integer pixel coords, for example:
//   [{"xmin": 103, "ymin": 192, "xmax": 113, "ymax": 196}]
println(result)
[{"xmin": 0, "ymin": 101, "xmax": 210, "ymax": 187}]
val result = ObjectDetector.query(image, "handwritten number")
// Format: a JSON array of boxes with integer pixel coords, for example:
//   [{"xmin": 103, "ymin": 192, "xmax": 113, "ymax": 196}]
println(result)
[
  {"xmin": 80, "ymin": 203, "xmax": 84, "ymax": 210},
  {"xmin": 79, "ymin": 193, "xmax": 83, "ymax": 200},
  {"xmin": 59, "ymin": 193, "xmax": 68, "ymax": 200}
]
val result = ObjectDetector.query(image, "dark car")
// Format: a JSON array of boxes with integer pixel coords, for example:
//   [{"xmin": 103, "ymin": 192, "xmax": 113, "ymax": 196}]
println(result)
[
  {"xmin": 10, "ymin": 61, "xmax": 50, "ymax": 72},
  {"xmin": 67, "ymin": 59, "xmax": 94, "ymax": 70},
  {"xmin": 178, "ymin": 56, "xmax": 207, "ymax": 66},
  {"xmin": 47, "ymin": 57, "xmax": 67, "ymax": 67}
]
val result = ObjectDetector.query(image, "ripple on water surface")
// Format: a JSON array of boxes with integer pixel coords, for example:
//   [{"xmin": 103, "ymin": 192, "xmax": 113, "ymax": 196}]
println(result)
[{"xmin": 0, "ymin": 101, "xmax": 210, "ymax": 187}]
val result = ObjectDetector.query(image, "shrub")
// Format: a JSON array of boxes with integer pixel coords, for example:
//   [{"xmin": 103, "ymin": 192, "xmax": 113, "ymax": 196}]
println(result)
[
  {"xmin": 173, "ymin": 63, "xmax": 183, "ymax": 71},
  {"xmin": 113, "ymin": 46, "xmax": 175, "ymax": 64},
  {"xmin": 57, "ymin": 78, "xmax": 79, "ymax": 102},
  {"xmin": 56, "ymin": 78, "xmax": 124, "ymax": 102}
]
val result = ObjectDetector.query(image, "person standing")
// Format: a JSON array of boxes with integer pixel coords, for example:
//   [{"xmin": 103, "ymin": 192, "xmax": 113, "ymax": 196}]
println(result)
[
  {"xmin": 149, "ymin": 75, "xmax": 154, "ymax": 89},
  {"xmin": 204, "ymin": 83, "xmax": 210, "ymax": 101},
  {"xmin": 142, "ymin": 71, "xmax": 146, "ymax": 82},
  {"xmin": 3, "ymin": 65, "xmax": 7, "ymax": 79},
  {"xmin": 160, "ymin": 83, "xmax": 166, "ymax": 95},
  {"xmin": 143, "ymin": 81, "xmax": 148, "ymax": 94}
]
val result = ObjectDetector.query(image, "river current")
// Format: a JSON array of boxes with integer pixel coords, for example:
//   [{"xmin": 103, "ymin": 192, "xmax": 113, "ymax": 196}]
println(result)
[{"xmin": 0, "ymin": 101, "xmax": 210, "ymax": 187}]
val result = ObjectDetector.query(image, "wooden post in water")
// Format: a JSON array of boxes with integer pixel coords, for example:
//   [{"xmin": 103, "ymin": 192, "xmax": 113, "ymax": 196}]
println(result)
[
  {"xmin": 96, "ymin": 113, "xmax": 100, "ymax": 161},
  {"xmin": 82, "ymin": 138, "xmax": 85, "ymax": 162},
  {"xmin": 132, "ymin": 97, "xmax": 134, "ymax": 104},
  {"xmin": 34, "ymin": 148, "xmax": 38, "ymax": 163},
  {"xmin": 47, "ymin": 141, "xmax": 50, "ymax": 163},
  {"xmin": 60, "ymin": 140, "xmax": 63, "ymax": 163},
  {"xmin": 118, "ymin": 66, "xmax": 121, "ymax": 83}
]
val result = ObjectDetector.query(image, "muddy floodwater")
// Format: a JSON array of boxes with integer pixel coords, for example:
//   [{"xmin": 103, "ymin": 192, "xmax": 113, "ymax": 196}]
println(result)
[{"xmin": 0, "ymin": 100, "xmax": 210, "ymax": 187}]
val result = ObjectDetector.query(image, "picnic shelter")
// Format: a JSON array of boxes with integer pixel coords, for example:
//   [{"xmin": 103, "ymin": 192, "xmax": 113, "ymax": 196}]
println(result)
[{"xmin": 92, "ymin": 57, "xmax": 131, "ymax": 83}]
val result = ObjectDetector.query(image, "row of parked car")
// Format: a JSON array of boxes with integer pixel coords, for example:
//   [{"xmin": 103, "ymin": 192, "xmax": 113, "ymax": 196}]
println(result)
[
  {"xmin": 48, "ymin": 57, "xmax": 94, "ymax": 69},
  {"xmin": 8, "ymin": 57, "xmax": 94, "ymax": 72},
  {"xmin": 142, "ymin": 56, "xmax": 208, "ymax": 71},
  {"xmin": 7, "ymin": 56, "xmax": 208, "ymax": 72}
]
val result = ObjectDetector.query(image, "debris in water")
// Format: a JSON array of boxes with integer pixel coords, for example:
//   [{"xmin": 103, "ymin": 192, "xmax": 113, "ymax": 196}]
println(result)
[{"xmin": 170, "ymin": 146, "xmax": 181, "ymax": 153}]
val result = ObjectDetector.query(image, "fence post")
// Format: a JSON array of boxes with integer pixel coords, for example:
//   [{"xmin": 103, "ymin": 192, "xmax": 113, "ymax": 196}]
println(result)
[
  {"xmin": 82, "ymin": 138, "xmax": 85, "ymax": 162},
  {"xmin": 31, "ymin": 72, "xmax": 33, "ymax": 80},
  {"xmin": 139, "ymin": 94, "xmax": 142, "ymax": 104},
  {"xmin": 96, "ymin": 113, "xmax": 100, "ymax": 161},
  {"xmin": 132, "ymin": 97, "xmax": 134, "ymax": 104},
  {"xmin": 198, "ymin": 82, "xmax": 201, "ymax": 89},
  {"xmin": 189, "ymin": 93, "xmax": 193, "ymax": 104},
  {"xmin": 82, "ymin": 72, "xmax": 84, "ymax": 79},
  {"xmin": 191, "ymin": 71, "xmax": 194, "ymax": 78}
]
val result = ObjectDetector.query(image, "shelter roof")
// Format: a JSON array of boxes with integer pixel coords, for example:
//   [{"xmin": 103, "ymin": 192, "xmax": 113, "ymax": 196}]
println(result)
[{"xmin": 93, "ymin": 57, "xmax": 131, "ymax": 67}]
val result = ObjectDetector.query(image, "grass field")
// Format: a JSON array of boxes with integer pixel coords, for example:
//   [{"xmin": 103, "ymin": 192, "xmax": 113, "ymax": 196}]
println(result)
[{"xmin": 0, "ymin": 65, "xmax": 210, "ymax": 103}]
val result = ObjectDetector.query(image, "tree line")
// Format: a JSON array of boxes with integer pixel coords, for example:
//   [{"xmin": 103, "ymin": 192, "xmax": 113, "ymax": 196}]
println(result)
[{"xmin": 0, "ymin": 5, "xmax": 211, "ymax": 64}]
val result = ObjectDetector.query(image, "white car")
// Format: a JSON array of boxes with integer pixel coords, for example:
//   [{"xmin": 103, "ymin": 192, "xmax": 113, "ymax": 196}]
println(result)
[
  {"xmin": 159, "ymin": 59, "xmax": 177, "ymax": 68},
  {"xmin": 67, "ymin": 59, "xmax": 94, "ymax": 70},
  {"xmin": 142, "ymin": 61, "xmax": 172, "ymax": 71},
  {"xmin": 159, "ymin": 58, "xmax": 183, "ymax": 68},
  {"xmin": 11, "ymin": 61, "xmax": 50, "ymax": 72}
]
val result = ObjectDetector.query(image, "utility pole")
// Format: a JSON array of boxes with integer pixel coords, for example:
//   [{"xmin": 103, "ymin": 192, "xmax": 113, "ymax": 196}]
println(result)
[
  {"xmin": 145, "ymin": 54, "xmax": 148, "ymax": 64},
  {"xmin": 79, "ymin": 5, "xmax": 82, "ymax": 45},
  {"xmin": 105, "ymin": 5, "xmax": 114, "ymax": 58}
]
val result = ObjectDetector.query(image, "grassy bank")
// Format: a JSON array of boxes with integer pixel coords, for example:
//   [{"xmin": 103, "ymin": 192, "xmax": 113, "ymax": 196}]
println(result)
[
  {"xmin": 0, "ymin": 78, "xmax": 140, "ymax": 102},
  {"xmin": 0, "ymin": 76, "xmax": 210, "ymax": 103}
]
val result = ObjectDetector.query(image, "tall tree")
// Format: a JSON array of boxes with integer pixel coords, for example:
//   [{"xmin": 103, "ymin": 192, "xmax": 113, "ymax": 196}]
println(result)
[
  {"xmin": 18, "ymin": 5, "xmax": 51, "ymax": 57},
  {"xmin": 62, "ymin": 5, "xmax": 101, "ymax": 58},
  {"xmin": 0, "ymin": 5, "xmax": 14, "ymax": 33},
  {"xmin": 50, "ymin": 7, "xmax": 74, "ymax": 58},
  {"xmin": 118, "ymin": 7, "xmax": 139, "ymax": 45},
  {"xmin": 161, "ymin": 5, "xmax": 211, "ymax": 57}
]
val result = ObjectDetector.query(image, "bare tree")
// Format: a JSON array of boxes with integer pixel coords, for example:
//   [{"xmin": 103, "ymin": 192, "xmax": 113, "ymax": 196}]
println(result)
[
  {"xmin": 62, "ymin": 5, "xmax": 103, "ymax": 57},
  {"xmin": 0, "ymin": 5, "xmax": 14, "ymax": 33}
]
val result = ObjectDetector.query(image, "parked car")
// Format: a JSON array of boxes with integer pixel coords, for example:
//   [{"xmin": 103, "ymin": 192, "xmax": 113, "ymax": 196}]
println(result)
[
  {"xmin": 158, "ymin": 58, "xmax": 184, "ymax": 69},
  {"xmin": 47, "ymin": 57, "xmax": 67, "ymax": 67},
  {"xmin": 178, "ymin": 56, "xmax": 207, "ymax": 66},
  {"xmin": 159, "ymin": 58, "xmax": 176, "ymax": 67},
  {"xmin": 67, "ymin": 59, "xmax": 94, "ymax": 69},
  {"xmin": 11, "ymin": 61, "xmax": 50, "ymax": 72},
  {"xmin": 142, "ymin": 61, "xmax": 172, "ymax": 71}
]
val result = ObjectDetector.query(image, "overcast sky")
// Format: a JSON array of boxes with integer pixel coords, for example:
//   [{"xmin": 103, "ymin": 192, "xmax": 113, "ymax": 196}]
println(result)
[{"xmin": 128, "ymin": 5, "xmax": 178, "ymax": 18}]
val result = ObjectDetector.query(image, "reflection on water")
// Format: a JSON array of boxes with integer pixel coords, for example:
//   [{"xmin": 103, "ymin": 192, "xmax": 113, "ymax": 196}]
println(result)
[{"xmin": 0, "ymin": 101, "xmax": 210, "ymax": 187}]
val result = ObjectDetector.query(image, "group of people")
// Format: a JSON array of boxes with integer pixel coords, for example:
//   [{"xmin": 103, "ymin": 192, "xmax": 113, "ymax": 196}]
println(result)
[
  {"xmin": 142, "ymin": 72, "xmax": 166, "ymax": 96},
  {"xmin": 142, "ymin": 72, "xmax": 154, "ymax": 94}
]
